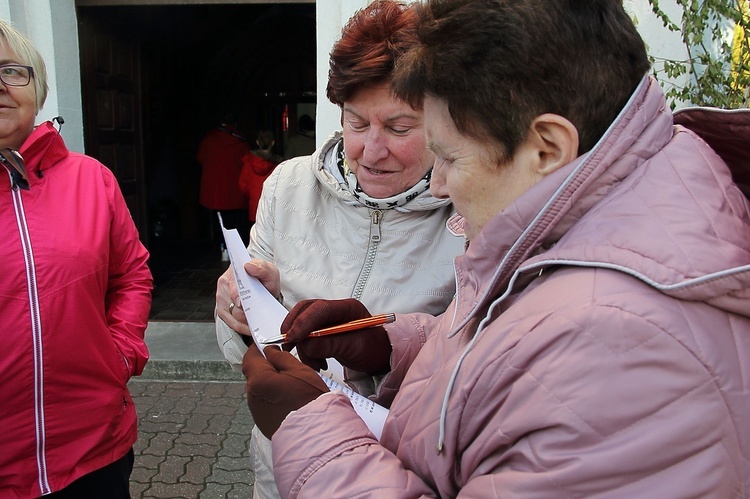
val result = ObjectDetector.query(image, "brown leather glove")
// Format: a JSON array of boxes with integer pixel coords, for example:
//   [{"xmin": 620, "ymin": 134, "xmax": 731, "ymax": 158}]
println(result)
[
  {"xmin": 243, "ymin": 344, "xmax": 329, "ymax": 440},
  {"xmin": 281, "ymin": 299, "xmax": 392, "ymax": 375}
]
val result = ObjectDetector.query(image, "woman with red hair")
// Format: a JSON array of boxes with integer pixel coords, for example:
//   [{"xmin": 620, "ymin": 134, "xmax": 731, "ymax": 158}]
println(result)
[{"xmin": 214, "ymin": 2, "xmax": 465, "ymax": 498}]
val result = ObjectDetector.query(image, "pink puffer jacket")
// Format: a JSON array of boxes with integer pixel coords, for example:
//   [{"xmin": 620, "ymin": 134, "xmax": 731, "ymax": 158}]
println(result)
[{"xmin": 272, "ymin": 77, "xmax": 750, "ymax": 498}]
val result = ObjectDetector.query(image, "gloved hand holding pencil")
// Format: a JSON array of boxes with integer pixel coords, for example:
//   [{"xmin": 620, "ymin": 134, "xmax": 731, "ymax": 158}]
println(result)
[{"xmin": 280, "ymin": 298, "xmax": 393, "ymax": 375}]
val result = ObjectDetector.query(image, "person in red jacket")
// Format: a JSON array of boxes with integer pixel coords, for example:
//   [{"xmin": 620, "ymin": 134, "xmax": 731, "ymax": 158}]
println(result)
[
  {"xmin": 197, "ymin": 113, "xmax": 251, "ymax": 246},
  {"xmin": 238, "ymin": 129, "xmax": 282, "ymax": 226},
  {"xmin": 0, "ymin": 20, "xmax": 152, "ymax": 498}
]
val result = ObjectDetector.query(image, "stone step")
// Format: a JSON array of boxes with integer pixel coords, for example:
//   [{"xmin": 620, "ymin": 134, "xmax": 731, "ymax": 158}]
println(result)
[{"xmin": 140, "ymin": 321, "xmax": 243, "ymax": 381}]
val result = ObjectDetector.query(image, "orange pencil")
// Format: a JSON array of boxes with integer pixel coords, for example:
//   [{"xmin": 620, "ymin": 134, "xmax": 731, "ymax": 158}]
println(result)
[{"xmin": 261, "ymin": 313, "xmax": 395, "ymax": 344}]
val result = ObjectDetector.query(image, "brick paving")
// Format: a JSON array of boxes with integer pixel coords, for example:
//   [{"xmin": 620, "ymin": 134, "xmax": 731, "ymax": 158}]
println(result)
[
  {"xmin": 135, "ymin": 239, "xmax": 256, "ymax": 498},
  {"xmin": 128, "ymin": 379, "xmax": 255, "ymax": 498}
]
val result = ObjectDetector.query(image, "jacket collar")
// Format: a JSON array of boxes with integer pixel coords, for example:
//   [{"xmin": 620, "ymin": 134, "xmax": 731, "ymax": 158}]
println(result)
[
  {"xmin": 18, "ymin": 121, "xmax": 69, "ymax": 183},
  {"xmin": 453, "ymin": 75, "xmax": 750, "ymax": 324}
]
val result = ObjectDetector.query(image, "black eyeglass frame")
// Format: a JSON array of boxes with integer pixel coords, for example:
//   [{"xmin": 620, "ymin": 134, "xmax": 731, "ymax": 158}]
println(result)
[{"xmin": 0, "ymin": 64, "xmax": 34, "ymax": 87}]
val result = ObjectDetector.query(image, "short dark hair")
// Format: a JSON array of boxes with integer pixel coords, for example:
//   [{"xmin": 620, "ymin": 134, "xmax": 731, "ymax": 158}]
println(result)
[
  {"xmin": 393, "ymin": 0, "xmax": 651, "ymax": 160},
  {"xmin": 326, "ymin": 0, "xmax": 419, "ymax": 107}
]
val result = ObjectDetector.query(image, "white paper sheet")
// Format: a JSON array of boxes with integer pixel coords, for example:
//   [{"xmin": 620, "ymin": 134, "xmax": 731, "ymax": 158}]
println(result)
[
  {"xmin": 219, "ymin": 215, "xmax": 389, "ymax": 440},
  {"xmin": 220, "ymin": 217, "xmax": 288, "ymax": 355}
]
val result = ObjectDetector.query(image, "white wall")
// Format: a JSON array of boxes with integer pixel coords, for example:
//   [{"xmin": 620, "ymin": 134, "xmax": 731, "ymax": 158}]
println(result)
[
  {"xmin": 625, "ymin": 0, "xmax": 739, "ymax": 109},
  {"xmin": 46, "ymin": 0, "xmax": 84, "ymax": 152},
  {"xmin": 625, "ymin": 0, "xmax": 691, "ymax": 108},
  {"xmin": 625, "ymin": 0, "xmax": 688, "ymax": 66},
  {"xmin": 315, "ymin": 0, "xmax": 368, "ymax": 148}
]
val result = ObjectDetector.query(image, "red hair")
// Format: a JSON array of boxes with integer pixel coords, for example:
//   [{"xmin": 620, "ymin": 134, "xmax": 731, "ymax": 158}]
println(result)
[{"xmin": 326, "ymin": 0, "xmax": 419, "ymax": 106}]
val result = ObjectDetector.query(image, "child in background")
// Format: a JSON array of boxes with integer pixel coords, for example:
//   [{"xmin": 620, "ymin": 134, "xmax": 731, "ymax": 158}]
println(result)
[{"xmin": 239, "ymin": 129, "xmax": 283, "ymax": 228}]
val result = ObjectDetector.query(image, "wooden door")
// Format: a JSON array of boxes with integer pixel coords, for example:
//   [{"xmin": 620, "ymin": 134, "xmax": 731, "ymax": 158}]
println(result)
[{"xmin": 77, "ymin": 10, "xmax": 149, "ymax": 246}]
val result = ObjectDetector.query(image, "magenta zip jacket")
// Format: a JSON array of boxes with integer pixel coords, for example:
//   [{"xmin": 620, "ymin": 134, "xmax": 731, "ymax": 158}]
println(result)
[{"xmin": 0, "ymin": 122, "xmax": 153, "ymax": 498}]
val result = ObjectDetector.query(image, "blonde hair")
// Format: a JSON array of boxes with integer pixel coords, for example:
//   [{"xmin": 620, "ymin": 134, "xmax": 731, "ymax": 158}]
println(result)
[{"xmin": 0, "ymin": 19, "xmax": 48, "ymax": 111}]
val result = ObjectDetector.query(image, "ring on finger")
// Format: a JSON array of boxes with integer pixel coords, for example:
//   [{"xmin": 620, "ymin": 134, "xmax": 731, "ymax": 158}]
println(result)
[{"xmin": 229, "ymin": 302, "xmax": 236, "ymax": 313}]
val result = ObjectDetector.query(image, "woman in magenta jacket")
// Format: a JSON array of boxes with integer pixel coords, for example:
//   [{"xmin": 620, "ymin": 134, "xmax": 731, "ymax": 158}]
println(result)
[{"xmin": 0, "ymin": 20, "xmax": 152, "ymax": 498}]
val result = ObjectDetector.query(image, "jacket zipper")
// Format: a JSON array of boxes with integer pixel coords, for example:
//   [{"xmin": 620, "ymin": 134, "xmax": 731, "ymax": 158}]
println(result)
[
  {"xmin": 7, "ymin": 169, "xmax": 50, "ymax": 494},
  {"xmin": 352, "ymin": 209, "xmax": 382, "ymax": 300}
]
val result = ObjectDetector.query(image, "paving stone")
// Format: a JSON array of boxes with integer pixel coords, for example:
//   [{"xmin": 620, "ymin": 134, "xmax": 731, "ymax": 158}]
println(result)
[{"xmin": 129, "ymin": 379, "xmax": 253, "ymax": 498}]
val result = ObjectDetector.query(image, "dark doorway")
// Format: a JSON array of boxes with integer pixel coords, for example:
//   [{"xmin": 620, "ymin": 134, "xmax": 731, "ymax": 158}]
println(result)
[{"xmin": 76, "ymin": 3, "xmax": 316, "ymax": 320}]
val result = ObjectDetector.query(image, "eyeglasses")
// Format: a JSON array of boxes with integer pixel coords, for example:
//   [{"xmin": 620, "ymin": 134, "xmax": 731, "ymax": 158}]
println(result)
[{"xmin": 0, "ymin": 64, "xmax": 34, "ymax": 87}]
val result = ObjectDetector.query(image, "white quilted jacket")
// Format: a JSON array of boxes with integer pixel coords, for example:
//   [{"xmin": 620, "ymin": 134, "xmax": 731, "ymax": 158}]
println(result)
[{"xmin": 216, "ymin": 131, "xmax": 465, "ymax": 369}]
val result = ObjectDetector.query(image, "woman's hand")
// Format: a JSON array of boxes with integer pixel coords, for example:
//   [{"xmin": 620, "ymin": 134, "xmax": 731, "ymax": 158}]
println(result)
[
  {"xmin": 282, "ymin": 299, "xmax": 392, "ymax": 375},
  {"xmin": 243, "ymin": 344, "xmax": 329, "ymax": 439},
  {"xmin": 215, "ymin": 259, "xmax": 281, "ymax": 337}
]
